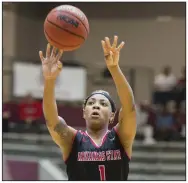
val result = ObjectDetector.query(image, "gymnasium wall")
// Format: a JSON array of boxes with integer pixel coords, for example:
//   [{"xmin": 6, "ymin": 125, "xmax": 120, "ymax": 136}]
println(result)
[{"xmin": 74, "ymin": 18, "xmax": 185, "ymax": 75}]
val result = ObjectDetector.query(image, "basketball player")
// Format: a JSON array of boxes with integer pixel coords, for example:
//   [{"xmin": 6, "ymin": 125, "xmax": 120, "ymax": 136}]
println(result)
[{"xmin": 39, "ymin": 35, "xmax": 136, "ymax": 180}]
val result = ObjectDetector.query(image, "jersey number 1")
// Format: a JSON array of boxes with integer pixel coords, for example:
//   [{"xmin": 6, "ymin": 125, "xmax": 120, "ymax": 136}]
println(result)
[{"xmin": 98, "ymin": 165, "xmax": 106, "ymax": 181}]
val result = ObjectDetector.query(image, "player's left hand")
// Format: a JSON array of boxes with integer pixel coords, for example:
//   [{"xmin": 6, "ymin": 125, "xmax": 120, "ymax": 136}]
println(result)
[{"xmin": 101, "ymin": 35, "xmax": 125, "ymax": 69}]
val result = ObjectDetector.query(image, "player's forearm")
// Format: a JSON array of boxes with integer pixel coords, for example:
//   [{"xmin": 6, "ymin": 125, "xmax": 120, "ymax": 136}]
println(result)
[
  {"xmin": 110, "ymin": 66, "xmax": 136, "ymax": 138},
  {"xmin": 109, "ymin": 66, "xmax": 134, "ymax": 113},
  {"xmin": 43, "ymin": 79, "xmax": 59, "ymax": 127}
]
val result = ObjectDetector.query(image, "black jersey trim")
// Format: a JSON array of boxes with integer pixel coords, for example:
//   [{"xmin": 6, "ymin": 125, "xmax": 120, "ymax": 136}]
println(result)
[
  {"xmin": 113, "ymin": 126, "xmax": 131, "ymax": 161},
  {"xmin": 64, "ymin": 130, "xmax": 78, "ymax": 163}
]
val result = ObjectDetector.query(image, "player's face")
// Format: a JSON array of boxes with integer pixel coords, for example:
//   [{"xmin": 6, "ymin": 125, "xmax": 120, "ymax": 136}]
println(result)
[{"xmin": 83, "ymin": 94, "xmax": 115, "ymax": 130}]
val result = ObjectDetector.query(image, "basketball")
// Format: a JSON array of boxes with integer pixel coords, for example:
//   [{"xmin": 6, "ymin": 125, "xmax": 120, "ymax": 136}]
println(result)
[{"xmin": 44, "ymin": 5, "xmax": 89, "ymax": 51}]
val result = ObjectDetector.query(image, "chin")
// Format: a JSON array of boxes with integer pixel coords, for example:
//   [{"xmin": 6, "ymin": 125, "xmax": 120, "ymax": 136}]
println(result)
[
  {"xmin": 90, "ymin": 118, "xmax": 101, "ymax": 124},
  {"xmin": 88, "ymin": 118, "xmax": 104, "ymax": 129}
]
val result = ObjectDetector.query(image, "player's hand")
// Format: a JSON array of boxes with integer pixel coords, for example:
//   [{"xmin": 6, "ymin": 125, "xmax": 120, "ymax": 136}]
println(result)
[
  {"xmin": 39, "ymin": 43, "xmax": 63, "ymax": 80},
  {"xmin": 101, "ymin": 35, "xmax": 125, "ymax": 69}
]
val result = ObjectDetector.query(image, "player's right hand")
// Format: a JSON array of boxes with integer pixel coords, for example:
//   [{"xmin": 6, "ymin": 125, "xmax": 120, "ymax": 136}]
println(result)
[{"xmin": 39, "ymin": 43, "xmax": 63, "ymax": 80}]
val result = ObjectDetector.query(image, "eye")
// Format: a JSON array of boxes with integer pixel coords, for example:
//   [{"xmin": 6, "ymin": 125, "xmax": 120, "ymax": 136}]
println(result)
[
  {"xmin": 88, "ymin": 101, "xmax": 94, "ymax": 105},
  {"xmin": 101, "ymin": 102, "xmax": 108, "ymax": 107}
]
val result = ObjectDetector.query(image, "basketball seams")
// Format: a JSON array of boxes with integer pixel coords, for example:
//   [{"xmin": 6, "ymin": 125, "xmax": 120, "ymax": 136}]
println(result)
[
  {"xmin": 44, "ymin": 29, "xmax": 81, "ymax": 48},
  {"xmin": 46, "ymin": 18, "xmax": 85, "ymax": 40},
  {"xmin": 50, "ymin": 9, "xmax": 89, "ymax": 36}
]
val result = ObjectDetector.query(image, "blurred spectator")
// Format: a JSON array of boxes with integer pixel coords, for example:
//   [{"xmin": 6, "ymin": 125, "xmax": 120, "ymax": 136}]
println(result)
[
  {"xmin": 174, "ymin": 66, "xmax": 186, "ymax": 108},
  {"xmin": 18, "ymin": 93, "xmax": 42, "ymax": 133},
  {"xmin": 136, "ymin": 101, "xmax": 156, "ymax": 145},
  {"xmin": 154, "ymin": 103, "xmax": 179, "ymax": 141},
  {"xmin": 3, "ymin": 102, "xmax": 11, "ymax": 133},
  {"xmin": 153, "ymin": 66, "xmax": 177, "ymax": 106},
  {"xmin": 175, "ymin": 101, "xmax": 186, "ymax": 139},
  {"xmin": 166, "ymin": 100, "xmax": 177, "ymax": 114}
]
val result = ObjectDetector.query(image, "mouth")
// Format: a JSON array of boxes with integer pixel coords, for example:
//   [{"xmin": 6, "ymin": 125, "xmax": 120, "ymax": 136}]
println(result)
[{"xmin": 91, "ymin": 111, "xmax": 100, "ymax": 118}]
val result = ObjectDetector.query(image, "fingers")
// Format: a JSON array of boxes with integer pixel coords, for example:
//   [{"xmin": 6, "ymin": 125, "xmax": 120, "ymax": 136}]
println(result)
[
  {"xmin": 105, "ymin": 50, "xmax": 113, "ymax": 60},
  {"xmin": 56, "ymin": 50, "xmax": 63, "ymax": 61},
  {"xmin": 57, "ymin": 61, "xmax": 63, "ymax": 70},
  {"xmin": 109, "ymin": 51, "xmax": 113, "ymax": 60},
  {"xmin": 39, "ymin": 51, "xmax": 44, "ymax": 63},
  {"xmin": 105, "ymin": 51, "xmax": 113, "ymax": 65},
  {"xmin": 51, "ymin": 47, "xmax": 57, "ymax": 58},
  {"xmin": 101, "ymin": 40, "xmax": 107, "ymax": 55},
  {"xmin": 46, "ymin": 43, "xmax": 51, "ymax": 58},
  {"xmin": 117, "ymin": 41, "xmax": 125, "ymax": 52},
  {"xmin": 112, "ymin": 35, "xmax": 118, "ymax": 48},
  {"xmin": 105, "ymin": 37, "xmax": 111, "ymax": 49},
  {"xmin": 54, "ymin": 61, "xmax": 63, "ymax": 76}
]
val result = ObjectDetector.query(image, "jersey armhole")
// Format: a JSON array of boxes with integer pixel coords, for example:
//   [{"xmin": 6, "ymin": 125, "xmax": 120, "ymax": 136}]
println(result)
[
  {"xmin": 63, "ymin": 130, "xmax": 78, "ymax": 163},
  {"xmin": 113, "ymin": 126, "xmax": 131, "ymax": 160}
]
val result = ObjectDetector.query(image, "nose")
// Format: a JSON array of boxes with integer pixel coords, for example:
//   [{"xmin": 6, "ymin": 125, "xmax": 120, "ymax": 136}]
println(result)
[{"xmin": 93, "ymin": 105, "xmax": 100, "ymax": 110}]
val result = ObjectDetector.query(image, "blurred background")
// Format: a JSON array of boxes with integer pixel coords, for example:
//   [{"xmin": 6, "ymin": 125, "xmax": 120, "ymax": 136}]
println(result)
[{"xmin": 3, "ymin": 2, "xmax": 186, "ymax": 181}]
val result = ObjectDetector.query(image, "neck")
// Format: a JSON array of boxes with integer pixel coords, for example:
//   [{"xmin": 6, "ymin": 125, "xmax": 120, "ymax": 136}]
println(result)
[{"xmin": 86, "ymin": 126, "xmax": 108, "ymax": 140}]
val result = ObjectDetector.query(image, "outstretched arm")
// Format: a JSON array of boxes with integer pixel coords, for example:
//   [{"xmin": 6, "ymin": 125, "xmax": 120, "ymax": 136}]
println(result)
[
  {"xmin": 101, "ymin": 36, "xmax": 136, "ymax": 158},
  {"xmin": 39, "ymin": 44, "xmax": 77, "ymax": 160},
  {"xmin": 109, "ymin": 65, "xmax": 136, "ymax": 158}
]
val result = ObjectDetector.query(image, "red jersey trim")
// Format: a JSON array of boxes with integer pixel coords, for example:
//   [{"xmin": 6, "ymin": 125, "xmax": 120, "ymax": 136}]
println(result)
[{"xmin": 84, "ymin": 130, "xmax": 110, "ymax": 148}]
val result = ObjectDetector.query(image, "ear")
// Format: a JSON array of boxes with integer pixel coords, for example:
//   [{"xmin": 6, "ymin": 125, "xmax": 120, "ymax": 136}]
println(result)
[
  {"xmin": 83, "ymin": 108, "xmax": 86, "ymax": 119},
  {"xmin": 109, "ymin": 112, "xmax": 116, "ymax": 124}
]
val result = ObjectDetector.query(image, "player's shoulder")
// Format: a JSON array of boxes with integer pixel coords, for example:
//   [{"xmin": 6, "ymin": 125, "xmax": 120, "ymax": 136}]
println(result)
[
  {"xmin": 107, "ymin": 127, "xmax": 128, "ymax": 145},
  {"xmin": 107, "ymin": 127, "xmax": 118, "ymax": 139},
  {"xmin": 77, "ymin": 129, "xmax": 85, "ymax": 135},
  {"xmin": 109, "ymin": 127, "xmax": 117, "ymax": 133},
  {"xmin": 74, "ymin": 129, "xmax": 86, "ymax": 140}
]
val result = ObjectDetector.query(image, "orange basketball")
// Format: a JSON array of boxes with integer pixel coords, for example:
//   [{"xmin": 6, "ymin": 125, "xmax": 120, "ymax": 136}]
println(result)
[{"xmin": 44, "ymin": 5, "xmax": 89, "ymax": 51}]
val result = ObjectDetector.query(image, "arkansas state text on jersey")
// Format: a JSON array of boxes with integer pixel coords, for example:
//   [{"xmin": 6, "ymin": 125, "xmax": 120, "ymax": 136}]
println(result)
[{"xmin": 78, "ymin": 150, "xmax": 121, "ymax": 161}]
